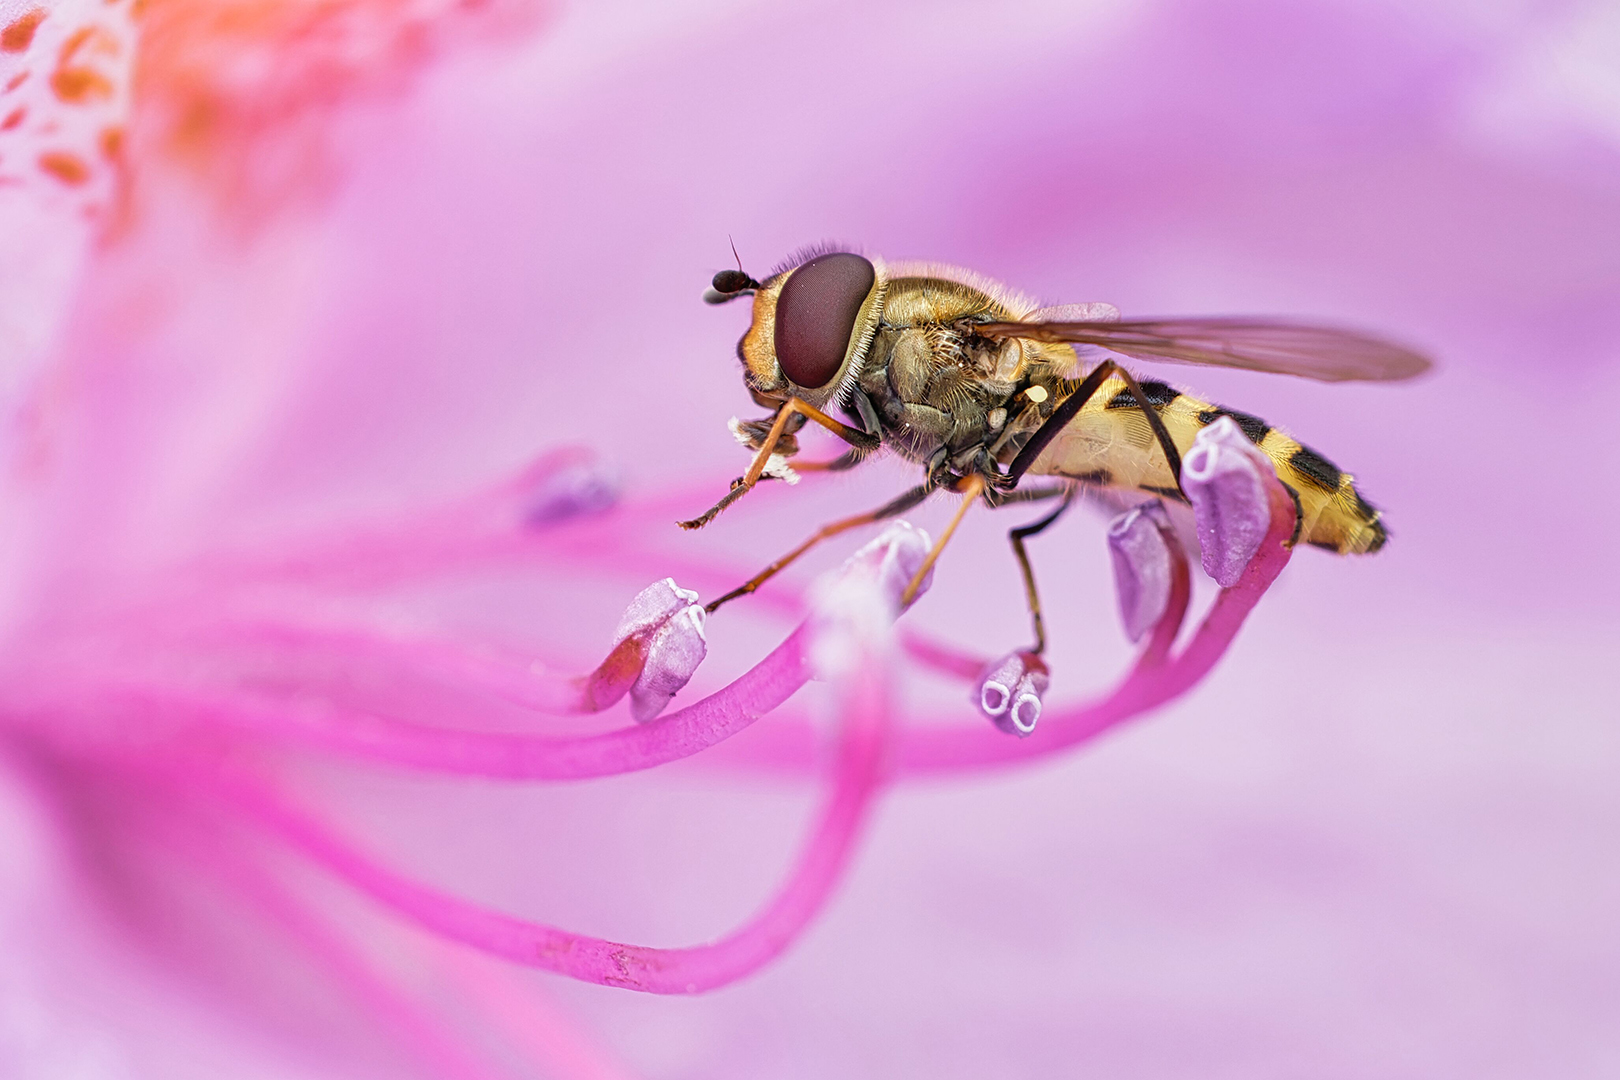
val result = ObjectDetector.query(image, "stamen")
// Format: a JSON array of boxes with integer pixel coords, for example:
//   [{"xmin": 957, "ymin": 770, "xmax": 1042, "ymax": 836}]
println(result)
[
  {"xmin": 809, "ymin": 522, "xmax": 933, "ymax": 679},
  {"xmin": 1107, "ymin": 501, "xmax": 1177, "ymax": 643},
  {"xmin": 1182, "ymin": 416, "xmax": 1277, "ymax": 587},
  {"xmin": 973, "ymin": 651, "xmax": 1049, "ymax": 737},
  {"xmin": 195, "ymin": 553, "xmax": 900, "ymax": 996},
  {"xmin": 606, "ymin": 579, "xmax": 708, "ymax": 722}
]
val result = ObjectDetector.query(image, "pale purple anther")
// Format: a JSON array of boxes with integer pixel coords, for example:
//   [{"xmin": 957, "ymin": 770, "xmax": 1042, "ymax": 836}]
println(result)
[
  {"xmin": 523, "ymin": 458, "xmax": 621, "ymax": 525},
  {"xmin": 808, "ymin": 522, "xmax": 933, "ymax": 680},
  {"xmin": 974, "ymin": 651, "xmax": 1050, "ymax": 737},
  {"xmin": 611, "ymin": 578, "xmax": 708, "ymax": 721},
  {"xmin": 1107, "ymin": 501, "xmax": 1176, "ymax": 643},
  {"xmin": 1181, "ymin": 415, "xmax": 1278, "ymax": 587}
]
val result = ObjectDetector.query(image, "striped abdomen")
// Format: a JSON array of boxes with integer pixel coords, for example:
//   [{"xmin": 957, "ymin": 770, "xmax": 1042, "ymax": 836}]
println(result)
[{"xmin": 1019, "ymin": 376, "xmax": 1387, "ymax": 554}]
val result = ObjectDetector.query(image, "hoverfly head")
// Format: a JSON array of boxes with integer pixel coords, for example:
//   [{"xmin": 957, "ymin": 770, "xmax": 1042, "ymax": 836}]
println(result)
[{"xmin": 728, "ymin": 248, "xmax": 887, "ymax": 409}]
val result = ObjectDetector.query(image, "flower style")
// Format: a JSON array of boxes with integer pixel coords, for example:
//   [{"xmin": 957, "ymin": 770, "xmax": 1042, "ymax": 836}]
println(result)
[{"xmin": 3, "ymin": 0, "xmax": 1618, "ymax": 1077}]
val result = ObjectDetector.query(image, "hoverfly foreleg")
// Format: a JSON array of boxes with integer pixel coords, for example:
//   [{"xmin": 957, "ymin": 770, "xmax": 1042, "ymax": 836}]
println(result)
[
  {"xmin": 679, "ymin": 397, "xmax": 881, "ymax": 530},
  {"xmin": 793, "ymin": 449, "xmax": 866, "ymax": 473},
  {"xmin": 704, "ymin": 482, "xmax": 936, "ymax": 613},
  {"xmin": 1006, "ymin": 360, "xmax": 1184, "ymax": 493},
  {"xmin": 1006, "ymin": 487, "xmax": 1076, "ymax": 655},
  {"xmin": 797, "ymin": 391, "xmax": 882, "ymax": 472},
  {"xmin": 790, "ymin": 389, "xmax": 881, "ymax": 472}
]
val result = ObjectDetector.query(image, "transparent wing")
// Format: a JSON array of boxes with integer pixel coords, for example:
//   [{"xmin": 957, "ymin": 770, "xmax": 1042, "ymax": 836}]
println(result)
[{"xmin": 975, "ymin": 316, "xmax": 1432, "ymax": 383}]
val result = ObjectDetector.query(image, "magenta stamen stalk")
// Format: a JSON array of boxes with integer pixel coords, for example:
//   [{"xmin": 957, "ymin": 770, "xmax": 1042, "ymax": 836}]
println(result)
[
  {"xmin": 98, "ymin": 622, "xmax": 809, "ymax": 779},
  {"xmin": 900, "ymin": 630, "xmax": 989, "ymax": 681},
  {"xmin": 161, "ymin": 619, "xmax": 656, "ymax": 716},
  {"xmin": 205, "ymin": 614, "xmax": 894, "ymax": 995},
  {"xmin": 426, "ymin": 947, "xmax": 642, "ymax": 1080},
  {"xmin": 191, "ymin": 452, "xmax": 799, "ymax": 597},
  {"xmin": 195, "ymin": 826, "xmax": 516, "ymax": 1080}
]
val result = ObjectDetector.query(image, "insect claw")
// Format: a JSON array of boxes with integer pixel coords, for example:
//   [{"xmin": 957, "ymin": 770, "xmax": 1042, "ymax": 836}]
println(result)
[{"xmin": 984, "ymin": 462, "xmax": 1015, "ymax": 492}]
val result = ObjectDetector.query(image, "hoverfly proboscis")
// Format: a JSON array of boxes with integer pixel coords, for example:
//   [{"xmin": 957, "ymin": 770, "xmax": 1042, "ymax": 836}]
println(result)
[{"xmin": 683, "ymin": 246, "xmax": 1430, "ymax": 656}]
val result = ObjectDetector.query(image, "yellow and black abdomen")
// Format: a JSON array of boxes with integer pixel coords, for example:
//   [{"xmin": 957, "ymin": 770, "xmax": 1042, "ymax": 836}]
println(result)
[{"xmin": 1019, "ymin": 376, "xmax": 1388, "ymax": 554}]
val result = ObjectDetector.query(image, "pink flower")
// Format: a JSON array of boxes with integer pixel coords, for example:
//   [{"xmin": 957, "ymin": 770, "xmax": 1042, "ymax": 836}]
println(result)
[{"xmin": 3, "ymin": 1, "xmax": 1619, "ymax": 1077}]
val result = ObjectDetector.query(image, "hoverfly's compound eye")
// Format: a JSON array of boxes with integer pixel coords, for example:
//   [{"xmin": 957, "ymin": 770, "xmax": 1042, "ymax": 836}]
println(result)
[
  {"xmin": 712, "ymin": 269, "xmax": 756, "ymax": 294},
  {"xmin": 773, "ymin": 252, "xmax": 876, "ymax": 389}
]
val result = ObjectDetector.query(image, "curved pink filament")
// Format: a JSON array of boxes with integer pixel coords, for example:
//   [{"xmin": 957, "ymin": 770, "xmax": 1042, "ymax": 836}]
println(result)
[
  {"xmin": 98, "ymin": 622, "xmax": 811, "ymax": 780},
  {"xmin": 204, "ymin": 647, "xmax": 891, "ymax": 994},
  {"xmin": 199, "ymin": 831, "xmax": 516, "ymax": 1080}
]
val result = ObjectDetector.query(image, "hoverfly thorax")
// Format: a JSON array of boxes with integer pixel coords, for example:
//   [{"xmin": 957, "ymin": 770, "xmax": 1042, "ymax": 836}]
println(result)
[{"xmin": 726, "ymin": 251, "xmax": 888, "ymax": 410}]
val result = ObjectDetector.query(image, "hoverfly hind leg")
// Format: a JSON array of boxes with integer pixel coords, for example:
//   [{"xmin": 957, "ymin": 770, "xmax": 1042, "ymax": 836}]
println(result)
[
  {"xmin": 1111, "ymin": 364, "xmax": 1185, "ymax": 491},
  {"xmin": 1007, "ymin": 359, "xmax": 1185, "ymax": 497}
]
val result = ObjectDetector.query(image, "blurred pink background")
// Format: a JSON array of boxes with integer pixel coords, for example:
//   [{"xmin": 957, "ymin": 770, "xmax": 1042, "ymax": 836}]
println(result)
[{"xmin": 2, "ymin": 0, "xmax": 1618, "ymax": 1076}]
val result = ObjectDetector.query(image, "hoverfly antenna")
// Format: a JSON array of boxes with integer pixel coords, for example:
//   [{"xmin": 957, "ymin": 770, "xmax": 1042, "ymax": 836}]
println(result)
[
  {"xmin": 711, "ymin": 269, "xmax": 760, "ymax": 293},
  {"xmin": 704, "ymin": 267, "xmax": 762, "ymax": 304}
]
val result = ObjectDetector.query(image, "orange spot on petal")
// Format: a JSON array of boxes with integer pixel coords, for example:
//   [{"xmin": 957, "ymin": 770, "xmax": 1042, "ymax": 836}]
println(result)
[
  {"xmin": 100, "ymin": 125, "xmax": 123, "ymax": 157},
  {"xmin": 59, "ymin": 26, "xmax": 123, "ymax": 64},
  {"xmin": 1, "ymin": 107, "xmax": 24, "ymax": 130},
  {"xmin": 49, "ymin": 26, "xmax": 122, "ymax": 104},
  {"xmin": 38, "ymin": 150, "xmax": 91, "ymax": 184},
  {"xmin": 51, "ymin": 67, "xmax": 116, "ymax": 104},
  {"xmin": 1, "ymin": 9, "xmax": 47, "ymax": 52}
]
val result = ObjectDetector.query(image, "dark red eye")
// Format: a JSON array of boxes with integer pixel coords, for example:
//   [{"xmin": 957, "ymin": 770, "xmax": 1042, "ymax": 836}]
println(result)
[{"xmin": 773, "ymin": 252, "xmax": 875, "ymax": 388}]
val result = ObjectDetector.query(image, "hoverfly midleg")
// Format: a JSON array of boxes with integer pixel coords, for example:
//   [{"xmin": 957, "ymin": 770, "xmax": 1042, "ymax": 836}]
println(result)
[
  {"xmin": 1006, "ymin": 487, "xmax": 1075, "ymax": 655},
  {"xmin": 684, "ymin": 246, "xmax": 1430, "ymax": 654}
]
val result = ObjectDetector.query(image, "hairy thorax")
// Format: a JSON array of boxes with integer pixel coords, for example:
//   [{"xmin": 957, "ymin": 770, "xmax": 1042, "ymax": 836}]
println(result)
[{"xmin": 854, "ymin": 275, "xmax": 1072, "ymax": 469}]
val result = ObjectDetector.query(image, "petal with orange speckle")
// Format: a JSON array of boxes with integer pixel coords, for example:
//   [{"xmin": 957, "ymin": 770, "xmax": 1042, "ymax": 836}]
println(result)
[
  {"xmin": 1, "ymin": 9, "xmax": 48, "ymax": 53},
  {"xmin": 37, "ymin": 148, "xmax": 88, "ymax": 183}
]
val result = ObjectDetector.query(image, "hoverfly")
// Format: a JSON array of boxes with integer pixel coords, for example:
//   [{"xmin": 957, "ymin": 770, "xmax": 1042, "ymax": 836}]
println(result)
[{"xmin": 684, "ymin": 246, "xmax": 1429, "ymax": 653}]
